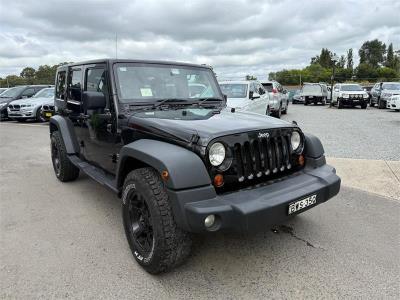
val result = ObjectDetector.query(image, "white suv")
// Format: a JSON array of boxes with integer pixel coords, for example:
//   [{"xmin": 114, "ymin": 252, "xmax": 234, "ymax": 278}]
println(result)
[
  {"xmin": 261, "ymin": 81, "xmax": 288, "ymax": 118},
  {"xmin": 332, "ymin": 83, "xmax": 369, "ymax": 109},
  {"xmin": 219, "ymin": 81, "xmax": 272, "ymax": 116}
]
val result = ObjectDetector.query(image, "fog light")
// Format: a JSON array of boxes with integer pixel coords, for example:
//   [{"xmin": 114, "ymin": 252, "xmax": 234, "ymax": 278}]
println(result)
[{"xmin": 204, "ymin": 215, "xmax": 215, "ymax": 228}]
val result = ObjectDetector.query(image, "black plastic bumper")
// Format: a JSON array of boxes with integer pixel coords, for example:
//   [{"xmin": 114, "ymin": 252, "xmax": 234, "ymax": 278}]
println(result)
[
  {"xmin": 339, "ymin": 98, "xmax": 367, "ymax": 105},
  {"xmin": 168, "ymin": 162, "xmax": 340, "ymax": 233}
]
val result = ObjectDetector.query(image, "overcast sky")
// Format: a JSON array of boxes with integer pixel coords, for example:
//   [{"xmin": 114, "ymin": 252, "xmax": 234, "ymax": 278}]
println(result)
[{"xmin": 0, "ymin": 0, "xmax": 399, "ymax": 80}]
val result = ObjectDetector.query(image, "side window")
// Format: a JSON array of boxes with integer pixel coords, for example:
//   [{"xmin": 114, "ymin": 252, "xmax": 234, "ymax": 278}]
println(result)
[
  {"xmin": 22, "ymin": 88, "xmax": 35, "ymax": 97},
  {"xmin": 85, "ymin": 68, "xmax": 106, "ymax": 94},
  {"xmin": 56, "ymin": 71, "xmax": 66, "ymax": 100},
  {"xmin": 257, "ymin": 83, "xmax": 265, "ymax": 95},
  {"xmin": 67, "ymin": 68, "xmax": 82, "ymax": 102}
]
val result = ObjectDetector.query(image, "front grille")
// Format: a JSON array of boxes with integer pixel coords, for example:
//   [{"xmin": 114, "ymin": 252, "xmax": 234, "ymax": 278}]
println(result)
[
  {"xmin": 234, "ymin": 134, "xmax": 292, "ymax": 181},
  {"xmin": 211, "ymin": 128, "xmax": 303, "ymax": 192},
  {"xmin": 8, "ymin": 104, "xmax": 20, "ymax": 111}
]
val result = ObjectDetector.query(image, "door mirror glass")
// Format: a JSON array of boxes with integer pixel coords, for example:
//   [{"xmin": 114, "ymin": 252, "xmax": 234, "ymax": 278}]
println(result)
[{"xmin": 82, "ymin": 91, "xmax": 106, "ymax": 110}]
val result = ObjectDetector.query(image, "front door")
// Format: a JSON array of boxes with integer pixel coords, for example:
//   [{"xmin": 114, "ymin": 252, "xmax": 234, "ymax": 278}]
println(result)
[{"xmin": 78, "ymin": 64, "xmax": 120, "ymax": 174}]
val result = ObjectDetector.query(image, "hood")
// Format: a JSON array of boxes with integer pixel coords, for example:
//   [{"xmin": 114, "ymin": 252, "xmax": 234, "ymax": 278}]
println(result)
[
  {"xmin": 382, "ymin": 89, "xmax": 400, "ymax": 94},
  {"xmin": 342, "ymin": 91, "xmax": 368, "ymax": 94},
  {"xmin": 9, "ymin": 97, "xmax": 53, "ymax": 106},
  {"xmin": 226, "ymin": 98, "xmax": 248, "ymax": 109},
  {"xmin": 127, "ymin": 107, "xmax": 296, "ymax": 147},
  {"xmin": 0, "ymin": 97, "xmax": 13, "ymax": 104}
]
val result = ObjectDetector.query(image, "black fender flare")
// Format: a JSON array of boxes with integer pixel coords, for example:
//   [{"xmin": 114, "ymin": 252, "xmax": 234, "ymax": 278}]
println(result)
[
  {"xmin": 116, "ymin": 139, "xmax": 211, "ymax": 190},
  {"xmin": 49, "ymin": 115, "xmax": 80, "ymax": 154},
  {"xmin": 304, "ymin": 133, "xmax": 324, "ymax": 158}
]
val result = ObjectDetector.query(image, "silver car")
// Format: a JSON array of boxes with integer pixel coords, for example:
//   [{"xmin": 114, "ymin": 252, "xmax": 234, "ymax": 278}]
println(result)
[
  {"xmin": 261, "ymin": 81, "xmax": 289, "ymax": 118},
  {"xmin": 7, "ymin": 87, "xmax": 55, "ymax": 122}
]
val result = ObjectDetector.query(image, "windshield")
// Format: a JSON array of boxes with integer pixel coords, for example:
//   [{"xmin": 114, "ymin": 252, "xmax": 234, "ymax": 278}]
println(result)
[
  {"xmin": 220, "ymin": 84, "xmax": 248, "ymax": 98},
  {"xmin": 261, "ymin": 83, "xmax": 273, "ymax": 92},
  {"xmin": 114, "ymin": 63, "xmax": 222, "ymax": 104},
  {"xmin": 341, "ymin": 85, "xmax": 363, "ymax": 91},
  {"xmin": 382, "ymin": 83, "xmax": 400, "ymax": 90},
  {"xmin": 0, "ymin": 86, "xmax": 25, "ymax": 98},
  {"xmin": 33, "ymin": 88, "xmax": 54, "ymax": 98},
  {"xmin": 302, "ymin": 85, "xmax": 322, "ymax": 93}
]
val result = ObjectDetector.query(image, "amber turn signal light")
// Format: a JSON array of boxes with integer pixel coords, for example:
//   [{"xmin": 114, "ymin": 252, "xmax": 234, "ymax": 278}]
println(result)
[
  {"xmin": 161, "ymin": 170, "xmax": 169, "ymax": 181},
  {"xmin": 213, "ymin": 174, "xmax": 224, "ymax": 187},
  {"xmin": 298, "ymin": 155, "xmax": 305, "ymax": 166}
]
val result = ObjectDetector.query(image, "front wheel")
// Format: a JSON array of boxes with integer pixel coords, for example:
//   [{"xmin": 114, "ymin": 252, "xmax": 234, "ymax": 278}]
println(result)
[
  {"xmin": 122, "ymin": 168, "xmax": 192, "ymax": 274},
  {"xmin": 338, "ymin": 99, "xmax": 343, "ymax": 109},
  {"xmin": 36, "ymin": 108, "xmax": 46, "ymax": 122},
  {"xmin": 378, "ymin": 98, "xmax": 385, "ymax": 109}
]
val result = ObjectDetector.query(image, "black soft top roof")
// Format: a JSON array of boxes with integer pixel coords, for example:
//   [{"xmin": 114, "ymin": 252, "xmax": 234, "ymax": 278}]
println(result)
[{"xmin": 58, "ymin": 59, "xmax": 212, "ymax": 71}]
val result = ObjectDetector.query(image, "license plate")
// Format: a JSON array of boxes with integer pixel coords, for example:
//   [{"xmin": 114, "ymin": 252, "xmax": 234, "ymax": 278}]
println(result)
[
  {"xmin": 45, "ymin": 112, "xmax": 52, "ymax": 117},
  {"xmin": 288, "ymin": 194, "xmax": 317, "ymax": 215}
]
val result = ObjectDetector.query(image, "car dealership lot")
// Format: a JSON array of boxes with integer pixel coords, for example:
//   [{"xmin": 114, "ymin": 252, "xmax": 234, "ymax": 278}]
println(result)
[{"xmin": 1, "ymin": 106, "xmax": 399, "ymax": 299}]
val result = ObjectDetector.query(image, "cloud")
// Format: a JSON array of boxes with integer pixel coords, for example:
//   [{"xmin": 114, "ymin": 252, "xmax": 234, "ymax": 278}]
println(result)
[{"xmin": 0, "ymin": 0, "xmax": 399, "ymax": 79}]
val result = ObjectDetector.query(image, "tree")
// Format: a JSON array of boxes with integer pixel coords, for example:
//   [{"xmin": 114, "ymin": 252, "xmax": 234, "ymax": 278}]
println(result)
[
  {"xmin": 355, "ymin": 63, "xmax": 378, "ymax": 80},
  {"xmin": 35, "ymin": 65, "xmax": 56, "ymax": 84},
  {"xmin": 346, "ymin": 48, "xmax": 353, "ymax": 70},
  {"xmin": 338, "ymin": 55, "xmax": 346, "ymax": 68},
  {"xmin": 20, "ymin": 67, "xmax": 36, "ymax": 79},
  {"xmin": 386, "ymin": 43, "xmax": 395, "ymax": 68},
  {"xmin": 245, "ymin": 75, "xmax": 257, "ymax": 80},
  {"xmin": 377, "ymin": 67, "xmax": 398, "ymax": 80},
  {"xmin": 311, "ymin": 48, "xmax": 335, "ymax": 68},
  {"xmin": 359, "ymin": 39, "xmax": 386, "ymax": 68}
]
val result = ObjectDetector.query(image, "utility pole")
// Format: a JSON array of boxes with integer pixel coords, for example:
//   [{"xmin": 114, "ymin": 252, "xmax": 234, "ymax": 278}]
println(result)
[{"xmin": 330, "ymin": 55, "xmax": 339, "ymax": 107}]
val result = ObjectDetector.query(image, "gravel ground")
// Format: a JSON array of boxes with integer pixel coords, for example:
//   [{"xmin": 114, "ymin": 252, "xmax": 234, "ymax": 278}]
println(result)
[
  {"xmin": 282, "ymin": 104, "xmax": 400, "ymax": 160},
  {"xmin": 0, "ymin": 123, "xmax": 399, "ymax": 299}
]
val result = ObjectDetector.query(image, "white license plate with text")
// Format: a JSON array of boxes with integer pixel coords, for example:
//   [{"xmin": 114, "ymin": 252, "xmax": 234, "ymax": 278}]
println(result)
[{"xmin": 288, "ymin": 194, "xmax": 317, "ymax": 215}]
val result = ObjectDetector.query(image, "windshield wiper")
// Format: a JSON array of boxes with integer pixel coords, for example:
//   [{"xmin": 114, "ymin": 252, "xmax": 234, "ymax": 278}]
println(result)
[
  {"xmin": 196, "ymin": 97, "xmax": 224, "ymax": 107},
  {"xmin": 152, "ymin": 98, "xmax": 194, "ymax": 109}
]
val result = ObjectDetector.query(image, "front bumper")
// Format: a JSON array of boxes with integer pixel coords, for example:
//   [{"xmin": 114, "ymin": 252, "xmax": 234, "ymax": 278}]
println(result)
[
  {"xmin": 339, "ymin": 98, "xmax": 368, "ymax": 105},
  {"xmin": 8, "ymin": 111, "xmax": 34, "ymax": 119},
  {"xmin": 168, "ymin": 160, "xmax": 340, "ymax": 233},
  {"xmin": 388, "ymin": 99, "xmax": 400, "ymax": 110}
]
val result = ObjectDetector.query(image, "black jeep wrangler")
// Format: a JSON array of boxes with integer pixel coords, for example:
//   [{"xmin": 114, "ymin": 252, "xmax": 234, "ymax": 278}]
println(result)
[{"xmin": 49, "ymin": 59, "xmax": 340, "ymax": 274}]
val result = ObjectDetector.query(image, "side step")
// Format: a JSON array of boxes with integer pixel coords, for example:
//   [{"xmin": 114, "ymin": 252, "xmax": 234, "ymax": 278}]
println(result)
[{"xmin": 68, "ymin": 155, "xmax": 119, "ymax": 194}]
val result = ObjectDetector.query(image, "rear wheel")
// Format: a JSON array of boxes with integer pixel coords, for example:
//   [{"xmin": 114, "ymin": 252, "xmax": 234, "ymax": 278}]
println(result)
[
  {"xmin": 282, "ymin": 101, "xmax": 288, "ymax": 114},
  {"xmin": 50, "ymin": 131, "xmax": 79, "ymax": 182},
  {"xmin": 122, "ymin": 168, "xmax": 192, "ymax": 274}
]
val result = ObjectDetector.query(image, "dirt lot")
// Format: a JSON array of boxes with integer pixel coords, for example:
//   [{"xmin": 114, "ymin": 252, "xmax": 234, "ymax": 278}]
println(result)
[{"xmin": 1, "ymin": 105, "xmax": 399, "ymax": 299}]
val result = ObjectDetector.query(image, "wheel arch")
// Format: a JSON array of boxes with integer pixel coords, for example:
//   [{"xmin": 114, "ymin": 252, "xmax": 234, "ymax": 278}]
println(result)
[
  {"xmin": 116, "ymin": 139, "xmax": 211, "ymax": 191},
  {"xmin": 49, "ymin": 115, "xmax": 80, "ymax": 154}
]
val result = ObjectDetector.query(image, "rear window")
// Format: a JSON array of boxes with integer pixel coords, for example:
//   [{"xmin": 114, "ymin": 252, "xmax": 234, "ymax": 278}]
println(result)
[
  {"xmin": 262, "ymin": 83, "xmax": 273, "ymax": 92},
  {"xmin": 302, "ymin": 85, "xmax": 322, "ymax": 94},
  {"xmin": 220, "ymin": 84, "xmax": 248, "ymax": 98}
]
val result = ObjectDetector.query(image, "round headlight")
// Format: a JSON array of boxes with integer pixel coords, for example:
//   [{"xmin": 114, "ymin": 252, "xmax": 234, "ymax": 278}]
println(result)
[
  {"xmin": 209, "ymin": 142, "xmax": 226, "ymax": 166},
  {"xmin": 291, "ymin": 131, "xmax": 301, "ymax": 151}
]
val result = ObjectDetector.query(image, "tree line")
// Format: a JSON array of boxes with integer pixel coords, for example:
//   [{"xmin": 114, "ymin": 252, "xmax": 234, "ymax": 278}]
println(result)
[
  {"xmin": 268, "ymin": 39, "xmax": 399, "ymax": 85},
  {"xmin": 0, "ymin": 62, "xmax": 70, "ymax": 88}
]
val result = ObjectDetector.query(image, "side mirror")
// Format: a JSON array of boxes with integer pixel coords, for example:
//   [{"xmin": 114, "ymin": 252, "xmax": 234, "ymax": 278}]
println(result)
[
  {"xmin": 251, "ymin": 92, "xmax": 260, "ymax": 99},
  {"xmin": 21, "ymin": 95, "xmax": 28, "ymax": 99},
  {"xmin": 82, "ymin": 91, "xmax": 106, "ymax": 110}
]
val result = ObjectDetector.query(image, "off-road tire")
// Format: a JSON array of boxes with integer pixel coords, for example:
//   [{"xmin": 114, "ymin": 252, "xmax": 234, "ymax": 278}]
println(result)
[
  {"xmin": 122, "ymin": 168, "xmax": 192, "ymax": 274},
  {"xmin": 304, "ymin": 100, "xmax": 308, "ymax": 106},
  {"xmin": 361, "ymin": 102, "xmax": 367, "ymax": 109},
  {"xmin": 50, "ymin": 131, "xmax": 79, "ymax": 182}
]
